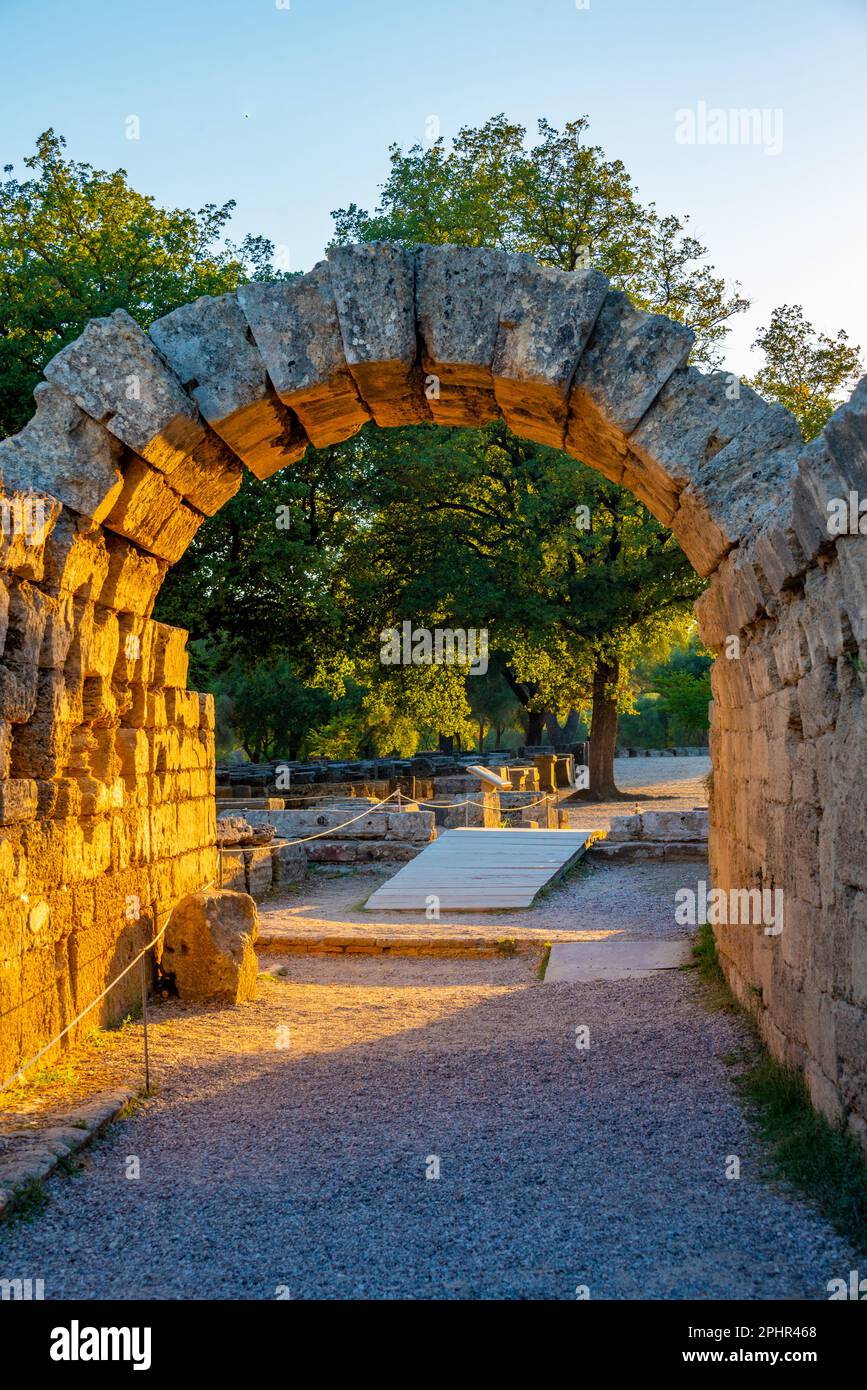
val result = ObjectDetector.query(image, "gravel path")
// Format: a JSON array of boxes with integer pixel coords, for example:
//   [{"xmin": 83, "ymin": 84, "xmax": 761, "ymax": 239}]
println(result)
[
  {"xmin": 563, "ymin": 753, "xmax": 710, "ymax": 832},
  {"xmin": 0, "ymin": 950, "xmax": 854, "ymax": 1299}
]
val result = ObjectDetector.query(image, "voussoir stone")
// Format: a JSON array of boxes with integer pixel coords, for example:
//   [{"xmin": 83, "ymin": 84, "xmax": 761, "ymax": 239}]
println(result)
[
  {"xmin": 0, "ymin": 383, "xmax": 125, "ymax": 525},
  {"xmin": 44, "ymin": 309, "xmax": 206, "ymax": 472},
  {"xmin": 328, "ymin": 242, "xmax": 428, "ymax": 426},
  {"xmin": 415, "ymin": 244, "xmax": 519, "ymax": 427},
  {"xmin": 492, "ymin": 261, "xmax": 608, "ymax": 448},
  {"xmin": 162, "ymin": 887, "xmax": 259, "ymax": 1002},
  {"xmin": 566, "ymin": 291, "xmax": 693, "ymax": 483},
  {"xmin": 238, "ymin": 262, "xmax": 371, "ymax": 447},
  {"xmin": 149, "ymin": 293, "xmax": 309, "ymax": 480}
]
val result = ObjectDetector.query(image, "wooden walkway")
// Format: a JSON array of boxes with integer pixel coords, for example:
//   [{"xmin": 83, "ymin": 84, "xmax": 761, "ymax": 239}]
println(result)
[{"xmin": 363, "ymin": 827, "xmax": 592, "ymax": 911}]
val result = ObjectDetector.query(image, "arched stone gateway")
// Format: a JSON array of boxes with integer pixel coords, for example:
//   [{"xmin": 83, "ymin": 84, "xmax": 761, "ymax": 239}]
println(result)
[{"xmin": 0, "ymin": 243, "xmax": 865, "ymax": 1139}]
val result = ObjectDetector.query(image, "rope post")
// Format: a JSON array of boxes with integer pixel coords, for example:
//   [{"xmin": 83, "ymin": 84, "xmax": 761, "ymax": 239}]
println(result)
[
  {"xmin": 139, "ymin": 949, "xmax": 151, "ymax": 1095},
  {"xmin": 465, "ymin": 797, "xmax": 470, "ymax": 827},
  {"xmin": 397, "ymin": 786, "xmax": 403, "ymax": 812}
]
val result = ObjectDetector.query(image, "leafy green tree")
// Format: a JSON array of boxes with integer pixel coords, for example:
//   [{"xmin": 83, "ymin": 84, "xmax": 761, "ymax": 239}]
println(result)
[
  {"xmin": 332, "ymin": 420, "xmax": 704, "ymax": 793},
  {"xmin": 745, "ymin": 304, "xmax": 863, "ymax": 441},
  {"xmin": 0, "ymin": 130, "xmax": 286, "ymax": 436},
  {"xmin": 217, "ymin": 658, "xmax": 333, "ymax": 763}
]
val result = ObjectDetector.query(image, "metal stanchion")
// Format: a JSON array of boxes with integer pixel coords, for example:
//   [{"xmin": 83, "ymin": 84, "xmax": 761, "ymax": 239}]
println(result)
[{"xmin": 139, "ymin": 950, "xmax": 151, "ymax": 1094}]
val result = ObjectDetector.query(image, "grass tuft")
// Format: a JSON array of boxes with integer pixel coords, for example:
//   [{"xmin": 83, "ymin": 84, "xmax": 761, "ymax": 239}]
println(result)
[
  {"xmin": 536, "ymin": 944, "xmax": 552, "ymax": 981},
  {"xmin": 6, "ymin": 1177, "xmax": 50, "ymax": 1224},
  {"xmin": 694, "ymin": 921, "xmax": 867, "ymax": 1251}
]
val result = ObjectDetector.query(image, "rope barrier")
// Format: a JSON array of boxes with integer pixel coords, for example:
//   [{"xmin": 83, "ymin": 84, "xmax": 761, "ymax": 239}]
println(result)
[
  {"xmin": 0, "ymin": 878, "xmax": 216, "ymax": 1095},
  {"xmin": 3, "ymin": 782, "xmax": 570, "ymax": 1094}
]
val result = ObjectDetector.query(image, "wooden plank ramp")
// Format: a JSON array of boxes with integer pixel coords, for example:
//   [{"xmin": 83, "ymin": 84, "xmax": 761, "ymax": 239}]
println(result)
[{"xmin": 364, "ymin": 827, "xmax": 592, "ymax": 911}]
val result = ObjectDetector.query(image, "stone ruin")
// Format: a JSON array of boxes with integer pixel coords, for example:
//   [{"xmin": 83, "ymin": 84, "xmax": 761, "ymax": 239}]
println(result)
[{"xmin": 0, "ymin": 242, "xmax": 864, "ymax": 1144}]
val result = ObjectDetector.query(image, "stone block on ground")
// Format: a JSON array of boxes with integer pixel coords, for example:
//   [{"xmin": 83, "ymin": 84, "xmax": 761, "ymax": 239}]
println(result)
[{"xmin": 162, "ymin": 888, "xmax": 258, "ymax": 1002}]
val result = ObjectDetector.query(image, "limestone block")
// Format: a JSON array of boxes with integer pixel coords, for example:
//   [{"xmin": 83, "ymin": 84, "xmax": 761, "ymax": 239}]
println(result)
[
  {"xmin": 414, "ymin": 244, "xmax": 516, "ymax": 427},
  {"xmin": 162, "ymin": 888, "xmax": 258, "ymax": 1002},
  {"xmin": 0, "ymin": 382, "xmax": 125, "ymax": 526},
  {"xmin": 149, "ymin": 293, "xmax": 309, "ymax": 480},
  {"xmin": 164, "ymin": 689, "xmax": 201, "ymax": 729},
  {"xmin": 0, "ymin": 779, "xmax": 38, "ymax": 825},
  {"xmin": 0, "ymin": 582, "xmax": 50, "ymax": 724},
  {"xmin": 492, "ymin": 261, "xmax": 608, "ymax": 447},
  {"xmin": 197, "ymin": 692, "xmax": 215, "ymax": 732},
  {"xmin": 0, "ymin": 476, "xmax": 63, "ymax": 582},
  {"xmin": 672, "ymin": 436, "xmax": 801, "ymax": 578},
  {"xmin": 163, "ymin": 434, "xmax": 244, "ymax": 516},
  {"xmin": 238, "ymin": 262, "xmax": 371, "ymax": 446},
  {"xmin": 44, "ymin": 309, "xmax": 206, "ymax": 472},
  {"xmin": 103, "ymin": 455, "xmax": 204, "ymax": 563},
  {"xmin": 149, "ymin": 623, "xmax": 189, "ymax": 688},
  {"xmin": 328, "ymin": 243, "xmax": 427, "ymax": 426},
  {"xmin": 270, "ymin": 839, "xmax": 307, "ymax": 888},
  {"xmin": 835, "ymin": 534, "xmax": 867, "ymax": 646},
  {"xmin": 566, "ymin": 291, "xmax": 693, "ymax": 479},
  {"xmin": 218, "ymin": 852, "xmax": 247, "ymax": 892},
  {"xmin": 792, "ymin": 375, "xmax": 867, "ymax": 552},
  {"xmin": 243, "ymin": 845, "xmax": 274, "ymax": 898},
  {"xmin": 100, "ymin": 534, "xmax": 167, "ymax": 618},
  {"xmin": 383, "ymin": 809, "xmax": 437, "ymax": 842},
  {"xmin": 630, "ymin": 366, "xmax": 795, "ymax": 492},
  {"xmin": 150, "ymin": 802, "xmax": 178, "ymax": 859}
]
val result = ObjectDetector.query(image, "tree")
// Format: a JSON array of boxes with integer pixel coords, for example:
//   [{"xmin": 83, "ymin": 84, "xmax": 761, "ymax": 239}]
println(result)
[
  {"xmin": 217, "ymin": 659, "xmax": 333, "ymax": 763},
  {"xmin": 0, "ymin": 130, "xmax": 286, "ymax": 436},
  {"xmin": 334, "ymin": 420, "xmax": 704, "ymax": 794},
  {"xmin": 746, "ymin": 304, "xmax": 863, "ymax": 441}
]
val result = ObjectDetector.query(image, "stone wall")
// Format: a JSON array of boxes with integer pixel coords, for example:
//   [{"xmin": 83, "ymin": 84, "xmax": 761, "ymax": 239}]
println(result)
[
  {"xmin": 695, "ymin": 386, "xmax": 867, "ymax": 1141},
  {"xmin": 0, "ymin": 241, "xmax": 864, "ymax": 1145}
]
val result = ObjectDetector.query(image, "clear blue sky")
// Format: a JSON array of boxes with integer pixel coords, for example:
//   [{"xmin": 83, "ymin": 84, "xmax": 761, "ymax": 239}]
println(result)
[{"xmin": 2, "ymin": 0, "xmax": 865, "ymax": 375}]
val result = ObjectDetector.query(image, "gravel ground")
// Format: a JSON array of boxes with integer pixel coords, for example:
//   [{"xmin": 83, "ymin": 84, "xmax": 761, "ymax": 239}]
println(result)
[
  {"xmin": 0, "ymin": 957, "xmax": 855, "ymax": 1300},
  {"xmin": 563, "ymin": 754, "xmax": 710, "ymax": 832},
  {"xmin": 261, "ymin": 857, "xmax": 703, "ymax": 944}
]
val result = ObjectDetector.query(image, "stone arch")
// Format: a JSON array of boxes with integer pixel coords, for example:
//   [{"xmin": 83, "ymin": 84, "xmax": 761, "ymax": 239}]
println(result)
[{"xmin": 1, "ymin": 243, "xmax": 865, "ymax": 1141}]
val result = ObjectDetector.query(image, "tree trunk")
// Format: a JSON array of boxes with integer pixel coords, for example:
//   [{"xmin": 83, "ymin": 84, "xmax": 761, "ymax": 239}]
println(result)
[
  {"xmin": 587, "ymin": 658, "xmax": 620, "ymax": 799},
  {"xmin": 438, "ymin": 734, "xmax": 454, "ymax": 755},
  {"xmin": 525, "ymin": 709, "xmax": 545, "ymax": 745}
]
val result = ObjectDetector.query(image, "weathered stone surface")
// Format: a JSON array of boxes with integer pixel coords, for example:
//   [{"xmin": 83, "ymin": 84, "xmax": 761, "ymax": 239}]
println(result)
[
  {"xmin": 492, "ymin": 261, "xmax": 608, "ymax": 447},
  {"xmin": 415, "ymin": 244, "xmax": 516, "ymax": 427},
  {"xmin": 271, "ymin": 838, "xmax": 307, "ymax": 887},
  {"xmin": 629, "ymin": 366, "xmax": 799, "ymax": 496},
  {"xmin": 44, "ymin": 309, "xmax": 206, "ymax": 472},
  {"xmin": 328, "ymin": 242, "xmax": 427, "ymax": 426},
  {"xmin": 102, "ymin": 456, "xmax": 204, "ymax": 563},
  {"xmin": 238, "ymin": 263, "xmax": 371, "ymax": 446},
  {"xmin": 162, "ymin": 888, "xmax": 258, "ymax": 1002},
  {"xmin": 165, "ymin": 434, "xmax": 244, "ymax": 517},
  {"xmin": 0, "ymin": 383, "xmax": 125, "ymax": 524},
  {"xmin": 566, "ymin": 291, "xmax": 693, "ymax": 480},
  {"xmin": 149, "ymin": 293, "xmax": 309, "ymax": 480}
]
